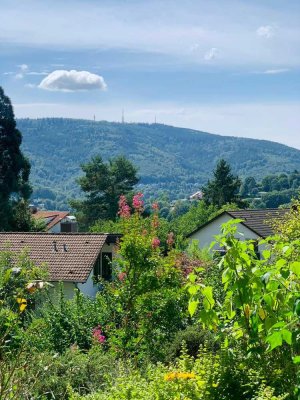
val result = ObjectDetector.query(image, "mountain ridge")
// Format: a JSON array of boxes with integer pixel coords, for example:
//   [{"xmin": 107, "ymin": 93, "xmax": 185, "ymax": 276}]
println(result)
[{"xmin": 18, "ymin": 118, "xmax": 300, "ymax": 210}]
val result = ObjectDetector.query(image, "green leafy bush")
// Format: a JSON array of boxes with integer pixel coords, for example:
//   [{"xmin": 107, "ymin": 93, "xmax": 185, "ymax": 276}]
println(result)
[{"xmin": 68, "ymin": 347, "xmax": 289, "ymax": 400}]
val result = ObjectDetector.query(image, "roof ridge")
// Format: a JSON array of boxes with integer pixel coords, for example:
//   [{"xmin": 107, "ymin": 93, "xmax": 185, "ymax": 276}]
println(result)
[
  {"xmin": 0, "ymin": 232, "xmax": 120, "ymax": 235},
  {"xmin": 228, "ymin": 208, "xmax": 289, "ymax": 212}
]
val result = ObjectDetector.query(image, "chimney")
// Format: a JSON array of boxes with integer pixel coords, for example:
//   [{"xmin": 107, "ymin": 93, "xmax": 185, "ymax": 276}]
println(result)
[
  {"xmin": 29, "ymin": 204, "xmax": 38, "ymax": 214},
  {"xmin": 53, "ymin": 241, "xmax": 58, "ymax": 252},
  {"xmin": 63, "ymin": 243, "xmax": 68, "ymax": 252}
]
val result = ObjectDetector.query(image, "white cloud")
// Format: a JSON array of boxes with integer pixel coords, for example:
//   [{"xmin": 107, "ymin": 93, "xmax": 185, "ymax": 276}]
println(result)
[
  {"xmin": 14, "ymin": 63, "xmax": 29, "ymax": 79},
  {"xmin": 2, "ymin": 0, "xmax": 299, "ymax": 68},
  {"xmin": 27, "ymin": 71, "xmax": 48, "ymax": 76},
  {"xmin": 25, "ymin": 83, "xmax": 36, "ymax": 88},
  {"xmin": 256, "ymin": 25, "xmax": 274, "ymax": 39},
  {"xmin": 38, "ymin": 70, "xmax": 107, "ymax": 92},
  {"xmin": 264, "ymin": 68, "xmax": 290, "ymax": 74},
  {"xmin": 189, "ymin": 43, "xmax": 200, "ymax": 52},
  {"xmin": 15, "ymin": 73, "xmax": 24, "ymax": 79},
  {"xmin": 204, "ymin": 47, "xmax": 219, "ymax": 60},
  {"xmin": 18, "ymin": 63, "xmax": 29, "ymax": 71}
]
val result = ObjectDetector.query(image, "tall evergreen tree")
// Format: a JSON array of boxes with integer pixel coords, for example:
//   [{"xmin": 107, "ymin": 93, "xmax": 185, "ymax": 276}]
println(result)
[
  {"xmin": 0, "ymin": 87, "xmax": 32, "ymax": 231},
  {"xmin": 70, "ymin": 155, "xmax": 139, "ymax": 227},
  {"xmin": 202, "ymin": 159, "xmax": 243, "ymax": 208}
]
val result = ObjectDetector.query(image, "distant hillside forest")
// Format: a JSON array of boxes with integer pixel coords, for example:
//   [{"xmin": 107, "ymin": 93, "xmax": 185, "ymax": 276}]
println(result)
[{"xmin": 18, "ymin": 118, "xmax": 300, "ymax": 210}]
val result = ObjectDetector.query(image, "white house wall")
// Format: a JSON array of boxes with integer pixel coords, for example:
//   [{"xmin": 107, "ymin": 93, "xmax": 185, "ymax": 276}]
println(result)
[
  {"xmin": 189, "ymin": 214, "xmax": 261, "ymax": 251},
  {"xmin": 48, "ymin": 223, "xmax": 61, "ymax": 233},
  {"xmin": 49, "ymin": 281, "xmax": 77, "ymax": 300},
  {"xmin": 77, "ymin": 270, "xmax": 98, "ymax": 297},
  {"xmin": 51, "ymin": 244, "xmax": 117, "ymax": 299}
]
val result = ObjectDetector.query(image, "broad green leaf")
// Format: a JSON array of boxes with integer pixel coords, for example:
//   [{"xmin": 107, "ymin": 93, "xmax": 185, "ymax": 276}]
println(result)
[
  {"xmin": 290, "ymin": 261, "xmax": 300, "ymax": 277},
  {"xmin": 188, "ymin": 300, "xmax": 199, "ymax": 317},
  {"xmin": 188, "ymin": 285, "xmax": 199, "ymax": 295},
  {"xmin": 293, "ymin": 356, "xmax": 300, "ymax": 364},
  {"xmin": 275, "ymin": 259, "xmax": 286, "ymax": 269},
  {"xmin": 294, "ymin": 299, "xmax": 300, "ymax": 316},
  {"xmin": 281, "ymin": 329, "xmax": 292, "ymax": 345},
  {"xmin": 266, "ymin": 331, "xmax": 282, "ymax": 350},
  {"xmin": 201, "ymin": 286, "xmax": 215, "ymax": 310},
  {"xmin": 188, "ymin": 273, "xmax": 197, "ymax": 283},
  {"xmin": 262, "ymin": 250, "xmax": 271, "ymax": 260},
  {"xmin": 263, "ymin": 293, "xmax": 273, "ymax": 308},
  {"xmin": 271, "ymin": 321, "xmax": 286, "ymax": 329},
  {"xmin": 222, "ymin": 267, "xmax": 231, "ymax": 284}
]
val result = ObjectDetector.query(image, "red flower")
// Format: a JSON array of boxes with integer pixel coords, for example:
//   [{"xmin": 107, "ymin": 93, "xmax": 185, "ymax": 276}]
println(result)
[
  {"xmin": 118, "ymin": 272, "xmax": 127, "ymax": 281},
  {"xmin": 92, "ymin": 325, "xmax": 106, "ymax": 344},
  {"xmin": 152, "ymin": 202, "xmax": 159, "ymax": 211},
  {"xmin": 151, "ymin": 237, "xmax": 160, "ymax": 249},
  {"xmin": 132, "ymin": 192, "xmax": 144, "ymax": 212},
  {"xmin": 167, "ymin": 232, "xmax": 175, "ymax": 247},
  {"xmin": 118, "ymin": 195, "xmax": 131, "ymax": 218}
]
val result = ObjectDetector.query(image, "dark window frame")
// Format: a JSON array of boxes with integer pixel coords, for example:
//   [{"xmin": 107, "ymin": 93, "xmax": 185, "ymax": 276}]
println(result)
[{"xmin": 93, "ymin": 252, "xmax": 112, "ymax": 281}]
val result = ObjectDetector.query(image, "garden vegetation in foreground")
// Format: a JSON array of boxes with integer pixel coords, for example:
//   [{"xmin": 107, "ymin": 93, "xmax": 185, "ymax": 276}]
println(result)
[{"xmin": 0, "ymin": 196, "xmax": 299, "ymax": 399}]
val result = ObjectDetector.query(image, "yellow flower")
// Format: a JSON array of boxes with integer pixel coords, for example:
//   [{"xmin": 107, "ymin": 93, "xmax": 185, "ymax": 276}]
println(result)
[
  {"xmin": 16, "ymin": 298, "xmax": 27, "ymax": 312},
  {"xmin": 164, "ymin": 372, "xmax": 196, "ymax": 381}
]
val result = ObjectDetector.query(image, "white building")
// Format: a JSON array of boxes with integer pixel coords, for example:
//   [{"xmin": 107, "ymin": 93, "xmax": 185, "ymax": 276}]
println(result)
[
  {"xmin": 32, "ymin": 211, "xmax": 78, "ymax": 233},
  {"xmin": 187, "ymin": 209, "xmax": 288, "ymax": 257}
]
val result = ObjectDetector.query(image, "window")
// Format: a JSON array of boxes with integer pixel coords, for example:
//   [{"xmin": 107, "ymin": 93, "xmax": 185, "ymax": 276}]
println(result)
[
  {"xmin": 253, "ymin": 240, "xmax": 260, "ymax": 259},
  {"xmin": 93, "ymin": 252, "xmax": 112, "ymax": 281},
  {"xmin": 102, "ymin": 252, "xmax": 112, "ymax": 280}
]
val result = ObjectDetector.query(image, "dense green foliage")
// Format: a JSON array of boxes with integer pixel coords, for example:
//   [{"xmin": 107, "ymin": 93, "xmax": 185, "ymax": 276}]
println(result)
[
  {"xmin": 18, "ymin": 118, "xmax": 300, "ymax": 210},
  {"xmin": 188, "ymin": 216, "xmax": 300, "ymax": 397},
  {"xmin": 70, "ymin": 155, "xmax": 138, "ymax": 227},
  {"xmin": 1, "ymin": 193, "xmax": 299, "ymax": 398},
  {"xmin": 240, "ymin": 171, "xmax": 300, "ymax": 208},
  {"xmin": 0, "ymin": 87, "xmax": 33, "ymax": 231}
]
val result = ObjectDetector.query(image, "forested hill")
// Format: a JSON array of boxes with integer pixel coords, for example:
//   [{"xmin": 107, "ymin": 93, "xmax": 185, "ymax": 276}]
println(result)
[{"xmin": 18, "ymin": 118, "xmax": 300, "ymax": 210}]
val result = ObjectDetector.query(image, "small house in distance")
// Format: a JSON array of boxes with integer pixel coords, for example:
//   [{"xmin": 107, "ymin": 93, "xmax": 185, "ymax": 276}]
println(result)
[
  {"xmin": 189, "ymin": 191, "xmax": 203, "ymax": 201},
  {"xmin": 187, "ymin": 208, "xmax": 289, "ymax": 257},
  {"xmin": 31, "ymin": 209, "xmax": 78, "ymax": 233},
  {"xmin": 0, "ymin": 233, "xmax": 120, "ymax": 298}
]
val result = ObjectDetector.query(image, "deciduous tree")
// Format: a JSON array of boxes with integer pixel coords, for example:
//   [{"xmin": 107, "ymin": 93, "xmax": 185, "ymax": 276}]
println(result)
[{"xmin": 70, "ymin": 155, "xmax": 139, "ymax": 227}]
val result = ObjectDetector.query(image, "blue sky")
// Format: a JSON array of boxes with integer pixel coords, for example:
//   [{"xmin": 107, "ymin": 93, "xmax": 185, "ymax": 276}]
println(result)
[{"xmin": 1, "ymin": 0, "xmax": 300, "ymax": 148}]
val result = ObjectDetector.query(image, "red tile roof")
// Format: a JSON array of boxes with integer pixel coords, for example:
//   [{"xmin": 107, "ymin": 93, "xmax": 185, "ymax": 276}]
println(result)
[
  {"xmin": 33, "ymin": 211, "xmax": 70, "ymax": 230},
  {"xmin": 0, "ymin": 233, "xmax": 109, "ymax": 283}
]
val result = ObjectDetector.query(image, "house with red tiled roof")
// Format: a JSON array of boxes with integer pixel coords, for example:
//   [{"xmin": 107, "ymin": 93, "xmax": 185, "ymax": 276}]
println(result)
[
  {"xmin": 0, "ymin": 232, "xmax": 120, "ymax": 298},
  {"xmin": 32, "ymin": 210, "xmax": 78, "ymax": 233}
]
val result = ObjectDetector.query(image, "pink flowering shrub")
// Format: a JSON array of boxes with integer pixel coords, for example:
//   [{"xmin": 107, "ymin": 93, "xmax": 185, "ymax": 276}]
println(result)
[
  {"xmin": 118, "ymin": 195, "xmax": 131, "ymax": 218},
  {"xmin": 132, "ymin": 192, "xmax": 144, "ymax": 212},
  {"xmin": 167, "ymin": 232, "xmax": 175, "ymax": 248},
  {"xmin": 92, "ymin": 325, "xmax": 106, "ymax": 344},
  {"xmin": 151, "ymin": 237, "xmax": 160, "ymax": 249},
  {"xmin": 101, "ymin": 194, "xmax": 187, "ymax": 360}
]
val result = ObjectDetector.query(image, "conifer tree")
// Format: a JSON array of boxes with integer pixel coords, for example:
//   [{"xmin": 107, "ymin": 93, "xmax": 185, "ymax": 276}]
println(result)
[
  {"xmin": 202, "ymin": 159, "xmax": 243, "ymax": 208},
  {"xmin": 0, "ymin": 87, "xmax": 32, "ymax": 230}
]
